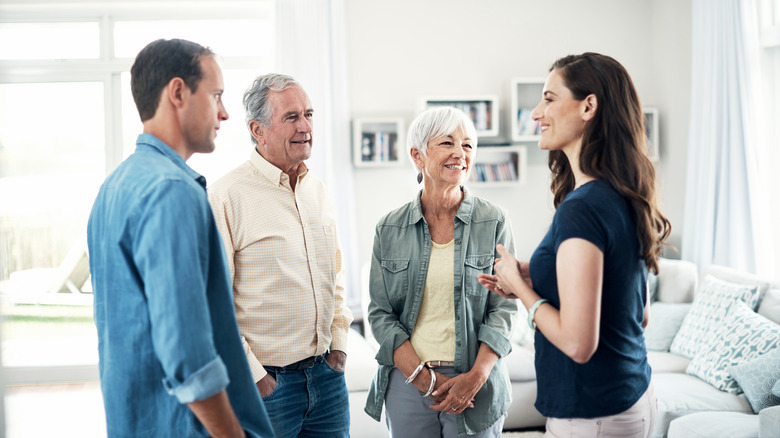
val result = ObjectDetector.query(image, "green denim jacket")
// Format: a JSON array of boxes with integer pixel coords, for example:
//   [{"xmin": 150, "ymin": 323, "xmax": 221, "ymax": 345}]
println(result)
[{"xmin": 363, "ymin": 188, "xmax": 519, "ymax": 435}]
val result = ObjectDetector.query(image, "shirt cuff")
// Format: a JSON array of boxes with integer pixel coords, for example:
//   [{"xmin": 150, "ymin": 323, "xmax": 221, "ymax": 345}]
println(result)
[
  {"xmin": 243, "ymin": 339, "xmax": 267, "ymax": 382},
  {"xmin": 161, "ymin": 356, "xmax": 229, "ymax": 404},
  {"xmin": 477, "ymin": 324, "xmax": 513, "ymax": 358},
  {"xmin": 330, "ymin": 325, "xmax": 350, "ymax": 353}
]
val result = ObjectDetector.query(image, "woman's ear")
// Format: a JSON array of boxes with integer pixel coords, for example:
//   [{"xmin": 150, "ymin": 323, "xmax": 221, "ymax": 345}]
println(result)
[
  {"xmin": 582, "ymin": 94, "xmax": 598, "ymax": 122},
  {"xmin": 410, "ymin": 147, "xmax": 424, "ymax": 168}
]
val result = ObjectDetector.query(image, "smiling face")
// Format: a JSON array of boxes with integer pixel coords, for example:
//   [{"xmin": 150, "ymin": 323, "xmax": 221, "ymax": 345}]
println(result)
[
  {"xmin": 181, "ymin": 55, "xmax": 228, "ymax": 157},
  {"xmin": 253, "ymin": 86, "xmax": 313, "ymax": 172},
  {"xmin": 531, "ymin": 69, "xmax": 591, "ymax": 155},
  {"xmin": 413, "ymin": 127, "xmax": 474, "ymax": 187}
]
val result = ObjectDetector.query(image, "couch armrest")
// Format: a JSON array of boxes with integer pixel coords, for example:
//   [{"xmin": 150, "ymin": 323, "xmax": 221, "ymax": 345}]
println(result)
[
  {"xmin": 657, "ymin": 258, "xmax": 698, "ymax": 303},
  {"xmin": 759, "ymin": 405, "xmax": 780, "ymax": 438}
]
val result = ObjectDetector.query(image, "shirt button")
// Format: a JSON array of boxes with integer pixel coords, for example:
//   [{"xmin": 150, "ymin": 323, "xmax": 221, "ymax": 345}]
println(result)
[
  {"xmin": 456, "ymin": 342, "xmax": 461, "ymax": 347},
  {"xmin": 455, "ymin": 239, "xmax": 461, "ymax": 244}
]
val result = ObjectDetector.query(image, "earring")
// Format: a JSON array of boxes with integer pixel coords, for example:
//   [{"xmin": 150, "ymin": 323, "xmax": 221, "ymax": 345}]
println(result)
[{"xmin": 417, "ymin": 172, "xmax": 423, "ymax": 184}]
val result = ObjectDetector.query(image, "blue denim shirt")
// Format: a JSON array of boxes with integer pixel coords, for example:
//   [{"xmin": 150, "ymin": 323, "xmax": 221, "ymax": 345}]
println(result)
[
  {"xmin": 87, "ymin": 134, "xmax": 273, "ymax": 437},
  {"xmin": 364, "ymin": 189, "xmax": 519, "ymax": 435}
]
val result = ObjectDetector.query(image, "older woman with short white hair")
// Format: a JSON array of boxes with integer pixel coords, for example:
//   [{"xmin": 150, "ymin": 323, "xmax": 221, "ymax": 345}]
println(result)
[{"xmin": 363, "ymin": 106, "xmax": 518, "ymax": 437}]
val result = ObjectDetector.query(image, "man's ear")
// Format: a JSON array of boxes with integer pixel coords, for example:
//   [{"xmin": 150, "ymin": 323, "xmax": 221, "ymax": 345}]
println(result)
[
  {"xmin": 249, "ymin": 120, "xmax": 264, "ymax": 145},
  {"xmin": 582, "ymin": 94, "xmax": 598, "ymax": 122},
  {"xmin": 166, "ymin": 77, "xmax": 188, "ymax": 108}
]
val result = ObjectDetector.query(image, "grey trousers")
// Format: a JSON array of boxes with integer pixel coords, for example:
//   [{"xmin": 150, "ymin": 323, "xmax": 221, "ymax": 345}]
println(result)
[{"xmin": 384, "ymin": 367, "xmax": 505, "ymax": 438}]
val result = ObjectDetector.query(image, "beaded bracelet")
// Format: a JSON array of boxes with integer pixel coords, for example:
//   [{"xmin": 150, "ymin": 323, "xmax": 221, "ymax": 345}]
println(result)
[{"xmin": 527, "ymin": 298, "xmax": 549, "ymax": 330}]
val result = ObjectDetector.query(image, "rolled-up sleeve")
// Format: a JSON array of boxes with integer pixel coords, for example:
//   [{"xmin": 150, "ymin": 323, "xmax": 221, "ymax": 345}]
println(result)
[
  {"xmin": 478, "ymin": 212, "xmax": 519, "ymax": 359},
  {"xmin": 367, "ymin": 225, "xmax": 410, "ymax": 366},
  {"xmin": 134, "ymin": 180, "xmax": 227, "ymax": 403}
]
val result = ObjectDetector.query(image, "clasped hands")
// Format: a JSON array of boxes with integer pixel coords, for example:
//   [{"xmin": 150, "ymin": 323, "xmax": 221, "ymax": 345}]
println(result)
[
  {"xmin": 477, "ymin": 243, "xmax": 532, "ymax": 299},
  {"xmin": 426, "ymin": 371, "xmax": 485, "ymax": 415}
]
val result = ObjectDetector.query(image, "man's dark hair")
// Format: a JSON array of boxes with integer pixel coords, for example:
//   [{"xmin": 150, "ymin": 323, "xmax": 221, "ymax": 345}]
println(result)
[{"xmin": 130, "ymin": 38, "xmax": 214, "ymax": 122}]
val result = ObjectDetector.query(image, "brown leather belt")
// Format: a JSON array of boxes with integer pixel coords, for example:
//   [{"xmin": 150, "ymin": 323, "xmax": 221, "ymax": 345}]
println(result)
[{"xmin": 425, "ymin": 360, "xmax": 455, "ymax": 368}]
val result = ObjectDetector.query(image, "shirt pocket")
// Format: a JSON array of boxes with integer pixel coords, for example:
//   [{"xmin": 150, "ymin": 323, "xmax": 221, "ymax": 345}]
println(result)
[
  {"xmin": 380, "ymin": 258, "xmax": 410, "ymax": 300},
  {"xmin": 464, "ymin": 254, "xmax": 494, "ymax": 297}
]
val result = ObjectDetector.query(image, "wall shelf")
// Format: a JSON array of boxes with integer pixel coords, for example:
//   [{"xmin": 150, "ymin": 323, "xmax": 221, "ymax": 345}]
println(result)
[
  {"xmin": 509, "ymin": 77, "xmax": 545, "ymax": 143},
  {"xmin": 352, "ymin": 117, "xmax": 405, "ymax": 167},
  {"xmin": 469, "ymin": 144, "xmax": 527, "ymax": 186},
  {"xmin": 419, "ymin": 95, "xmax": 499, "ymax": 138}
]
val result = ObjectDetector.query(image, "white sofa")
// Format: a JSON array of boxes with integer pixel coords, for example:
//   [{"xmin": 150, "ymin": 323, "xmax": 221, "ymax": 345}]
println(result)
[
  {"xmin": 646, "ymin": 260, "xmax": 780, "ymax": 438},
  {"xmin": 345, "ymin": 259, "xmax": 780, "ymax": 437}
]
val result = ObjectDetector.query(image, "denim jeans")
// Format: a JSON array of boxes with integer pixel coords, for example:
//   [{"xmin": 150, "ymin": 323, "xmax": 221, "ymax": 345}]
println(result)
[{"xmin": 262, "ymin": 353, "xmax": 350, "ymax": 438}]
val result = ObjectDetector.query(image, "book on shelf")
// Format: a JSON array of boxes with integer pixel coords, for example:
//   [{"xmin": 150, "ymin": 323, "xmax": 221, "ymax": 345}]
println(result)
[
  {"xmin": 469, "ymin": 162, "xmax": 519, "ymax": 183},
  {"xmin": 360, "ymin": 131, "xmax": 398, "ymax": 163},
  {"xmin": 516, "ymin": 109, "xmax": 540, "ymax": 136},
  {"xmin": 428, "ymin": 101, "xmax": 492, "ymax": 132}
]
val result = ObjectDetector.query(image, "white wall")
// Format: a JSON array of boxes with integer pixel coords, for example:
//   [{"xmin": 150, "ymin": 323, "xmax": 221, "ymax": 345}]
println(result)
[{"xmin": 345, "ymin": 0, "xmax": 692, "ymax": 266}]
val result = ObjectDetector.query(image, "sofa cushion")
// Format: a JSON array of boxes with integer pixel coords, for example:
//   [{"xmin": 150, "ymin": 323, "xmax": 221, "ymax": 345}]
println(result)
[
  {"xmin": 647, "ymin": 351, "xmax": 690, "ymax": 373},
  {"xmin": 504, "ymin": 343, "xmax": 536, "ymax": 382},
  {"xmin": 670, "ymin": 275, "xmax": 761, "ymax": 359},
  {"xmin": 345, "ymin": 328, "xmax": 379, "ymax": 392},
  {"xmin": 644, "ymin": 302, "xmax": 691, "ymax": 351},
  {"xmin": 686, "ymin": 301, "xmax": 780, "ymax": 394},
  {"xmin": 651, "ymin": 373, "xmax": 752, "ymax": 438},
  {"xmin": 656, "ymin": 258, "xmax": 698, "ymax": 303},
  {"xmin": 729, "ymin": 347, "xmax": 780, "ymax": 413},
  {"xmin": 758, "ymin": 289, "xmax": 780, "ymax": 324},
  {"xmin": 667, "ymin": 411, "xmax": 758, "ymax": 438}
]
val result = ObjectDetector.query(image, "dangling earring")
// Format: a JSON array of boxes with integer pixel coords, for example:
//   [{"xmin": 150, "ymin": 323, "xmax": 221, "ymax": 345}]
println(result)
[{"xmin": 417, "ymin": 172, "xmax": 423, "ymax": 184}]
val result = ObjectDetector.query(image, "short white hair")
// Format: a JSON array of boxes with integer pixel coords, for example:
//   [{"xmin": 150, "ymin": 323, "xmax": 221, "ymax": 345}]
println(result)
[{"xmin": 407, "ymin": 106, "xmax": 478, "ymax": 171}]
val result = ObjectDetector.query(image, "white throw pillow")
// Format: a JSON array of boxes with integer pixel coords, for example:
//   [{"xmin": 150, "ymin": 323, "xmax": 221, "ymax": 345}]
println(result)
[
  {"xmin": 686, "ymin": 300, "xmax": 780, "ymax": 394},
  {"xmin": 670, "ymin": 275, "xmax": 761, "ymax": 359},
  {"xmin": 644, "ymin": 302, "xmax": 691, "ymax": 352}
]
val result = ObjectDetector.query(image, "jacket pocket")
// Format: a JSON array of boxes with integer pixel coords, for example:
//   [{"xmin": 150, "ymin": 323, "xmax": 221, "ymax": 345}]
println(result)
[
  {"xmin": 380, "ymin": 258, "xmax": 410, "ymax": 299},
  {"xmin": 464, "ymin": 254, "xmax": 493, "ymax": 297}
]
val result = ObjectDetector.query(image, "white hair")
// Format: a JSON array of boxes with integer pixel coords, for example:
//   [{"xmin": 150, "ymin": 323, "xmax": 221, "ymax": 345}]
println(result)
[{"xmin": 407, "ymin": 106, "xmax": 478, "ymax": 171}]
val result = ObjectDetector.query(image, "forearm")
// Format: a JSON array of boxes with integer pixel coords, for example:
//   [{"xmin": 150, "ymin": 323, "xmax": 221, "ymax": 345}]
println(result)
[
  {"xmin": 187, "ymin": 390, "xmax": 245, "ymax": 438},
  {"xmin": 470, "ymin": 343, "xmax": 499, "ymax": 379}
]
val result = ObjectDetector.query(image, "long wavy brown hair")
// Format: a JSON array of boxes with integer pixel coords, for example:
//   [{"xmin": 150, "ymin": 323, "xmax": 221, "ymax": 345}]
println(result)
[{"xmin": 547, "ymin": 53, "xmax": 671, "ymax": 274}]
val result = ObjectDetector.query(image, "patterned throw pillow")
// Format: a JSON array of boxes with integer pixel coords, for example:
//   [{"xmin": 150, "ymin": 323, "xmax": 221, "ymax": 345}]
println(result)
[
  {"xmin": 686, "ymin": 300, "xmax": 780, "ymax": 394},
  {"xmin": 729, "ymin": 347, "xmax": 780, "ymax": 413},
  {"xmin": 644, "ymin": 302, "xmax": 691, "ymax": 351},
  {"xmin": 670, "ymin": 275, "xmax": 761, "ymax": 358},
  {"xmin": 773, "ymin": 380, "xmax": 780, "ymax": 398}
]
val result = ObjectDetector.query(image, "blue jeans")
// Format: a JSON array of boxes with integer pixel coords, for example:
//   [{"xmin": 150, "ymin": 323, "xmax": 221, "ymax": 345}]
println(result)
[{"xmin": 262, "ymin": 353, "xmax": 350, "ymax": 438}]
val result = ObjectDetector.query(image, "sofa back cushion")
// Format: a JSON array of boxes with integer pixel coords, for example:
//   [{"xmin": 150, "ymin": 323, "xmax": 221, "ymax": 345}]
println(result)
[
  {"xmin": 670, "ymin": 275, "xmax": 762, "ymax": 358},
  {"xmin": 759, "ymin": 289, "xmax": 780, "ymax": 324},
  {"xmin": 655, "ymin": 258, "xmax": 698, "ymax": 303},
  {"xmin": 686, "ymin": 300, "xmax": 780, "ymax": 394},
  {"xmin": 644, "ymin": 302, "xmax": 691, "ymax": 351}
]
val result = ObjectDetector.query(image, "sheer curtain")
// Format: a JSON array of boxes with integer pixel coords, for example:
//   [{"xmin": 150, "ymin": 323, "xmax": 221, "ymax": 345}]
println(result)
[
  {"xmin": 682, "ymin": 0, "xmax": 776, "ymax": 277},
  {"xmin": 275, "ymin": 0, "xmax": 362, "ymax": 310}
]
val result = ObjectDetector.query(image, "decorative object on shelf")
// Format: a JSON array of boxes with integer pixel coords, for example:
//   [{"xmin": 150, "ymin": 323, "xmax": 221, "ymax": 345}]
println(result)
[
  {"xmin": 352, "ymin": 117, "xmax": 405, "ymax": 167},
  {"xmin": 510, "ymin": 78, "xmax": 546, "ymax": 143},
  {"xmin": 643, "ymin": 107, "xmax": 660, "ymax": 161},
  {"xmin": 419, "ymin": 95, "xmax": 499, "ymax": 137},
  {"xmin": 468, "ymin": 144, "xmax": 527, "ymax": 186}
]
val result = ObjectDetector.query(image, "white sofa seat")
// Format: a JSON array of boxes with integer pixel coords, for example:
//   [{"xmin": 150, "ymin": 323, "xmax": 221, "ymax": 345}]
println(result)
[
  {"xmin": 651, "ymin": 373, "xmax": 753, "ymax": 437},
  {"xmin": 667, "ymin": 411, "xmax": 759, "ymax": 438}
]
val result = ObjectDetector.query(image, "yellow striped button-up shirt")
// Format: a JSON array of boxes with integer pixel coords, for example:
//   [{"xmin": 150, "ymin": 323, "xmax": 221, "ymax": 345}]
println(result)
[{"xmin": 208, "ymin": 150, "xmax": 352, "ymax": 382}]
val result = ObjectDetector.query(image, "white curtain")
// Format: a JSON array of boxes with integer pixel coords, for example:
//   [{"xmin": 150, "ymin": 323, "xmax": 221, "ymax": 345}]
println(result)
[
  {"xmin": 682, "ymin": 0, "xmax": 775, "ymax": 277},
  {"xmin": 275, "ymin": 0, "xmax": 362, "ymax": 310}
]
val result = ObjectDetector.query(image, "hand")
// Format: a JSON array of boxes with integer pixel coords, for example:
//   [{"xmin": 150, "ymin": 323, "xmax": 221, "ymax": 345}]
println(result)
[
  {"xmin": 429, "ymin": 371, "xmax": 483, "ymax": 414},
  {"xmin": 326, "ymin": 350, "xmax": 347, "ymax": 372},
  {"xmin": 478, "ymin": 273, "xmax": 518, "ymax": 299},
  {"xmin": 256, "ymin": 373, "xmax": 276, "ymax": 398}
]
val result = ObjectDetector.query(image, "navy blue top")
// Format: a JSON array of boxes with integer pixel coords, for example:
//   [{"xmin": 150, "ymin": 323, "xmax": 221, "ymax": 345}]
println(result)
[
  {"xmin": 529, "ymin": 180, "xmax": 650, "ymax": 418},
  {"xmin": 88, "ymin": 134, "xmax": 273, "ymax": 437}
]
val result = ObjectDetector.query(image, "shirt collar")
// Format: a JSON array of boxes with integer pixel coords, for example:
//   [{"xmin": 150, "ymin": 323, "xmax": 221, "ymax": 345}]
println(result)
[
  {"xmin": 249, "ymin": 148, "xmax": 309, "ymax": 187},
  {"xmin": 136, "ymin": 133, "xmax": 206, "ymax": 187},
  {"xmin": 409, "ymin": 186, "xmax": 474, "ymax": 225}
]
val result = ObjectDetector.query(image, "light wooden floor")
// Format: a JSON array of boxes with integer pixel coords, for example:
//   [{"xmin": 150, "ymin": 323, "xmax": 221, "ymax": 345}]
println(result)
[{"xmin": 4, "ymin": 381, "xmax": 106, "ymax": 438}]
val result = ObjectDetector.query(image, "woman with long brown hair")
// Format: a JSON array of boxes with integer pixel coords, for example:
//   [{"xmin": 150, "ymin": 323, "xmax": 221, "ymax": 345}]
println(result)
[{"xmin": 479, "ymin": 52, "xmax": 671, "ymax": 438}]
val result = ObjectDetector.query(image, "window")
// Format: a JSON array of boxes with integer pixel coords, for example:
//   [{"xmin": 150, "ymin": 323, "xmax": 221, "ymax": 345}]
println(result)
[{"xmin": 0, "ymin": 1, "xmax": 275, "ymax": 388}]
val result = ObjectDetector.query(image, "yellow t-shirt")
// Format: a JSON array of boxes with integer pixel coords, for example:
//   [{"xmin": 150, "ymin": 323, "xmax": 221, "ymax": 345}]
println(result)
[{"xmin": 410, "ymin": 239, "xmax": 456, "ymax": 362}]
